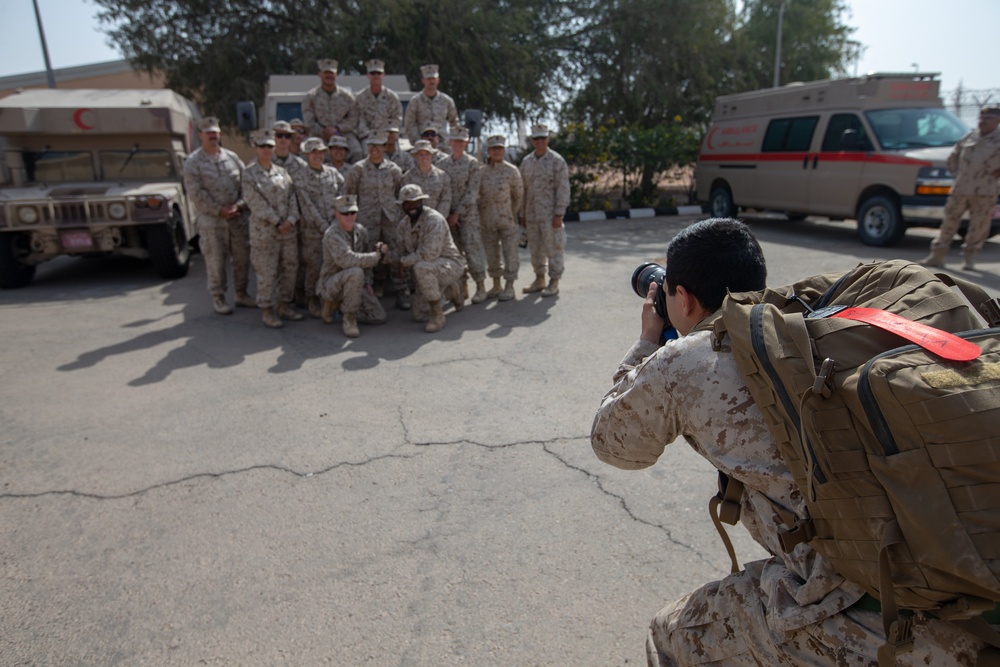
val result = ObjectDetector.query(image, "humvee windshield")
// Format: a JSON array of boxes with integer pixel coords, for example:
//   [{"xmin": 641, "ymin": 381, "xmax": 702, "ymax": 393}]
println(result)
[
  {"xmin": 100, "ymin": 150, "xmax": 176, "ymax": 180},
  {"xmin": 24, "ymin": 151, "xmax": 95, "ymax": 183},
  {"xmin": 865, "ymin": 108, "xmax": 969, "ymax": 150}
]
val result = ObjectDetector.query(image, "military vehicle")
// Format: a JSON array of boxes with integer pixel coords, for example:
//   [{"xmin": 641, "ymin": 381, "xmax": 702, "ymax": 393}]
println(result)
[{"xmin": 0, "ymin": 88, "xmax": 200, "ymax": 287}]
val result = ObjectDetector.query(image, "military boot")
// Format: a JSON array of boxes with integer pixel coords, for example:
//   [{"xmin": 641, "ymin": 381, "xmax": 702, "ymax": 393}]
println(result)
[
  {"xmin": 321, "ymin": 299, "xmax": 341, "ymax": 324},
  {"xmin": 212, "ymin": 295, "xmax": 233, "ymax": 315},
  {"xmin": 963, "ymin": 250, "xmax": 978, "ymax": 271},
  {"xmin": 460, "ymin": 277, "xmax": 470, "ymax": 302},
  {"xmin": 234, "ymin": 291, "xmax": 256, "ymax": 308},
  {"xmin": 447, "ymin": 283, "xmax": 464, "ymax": 311},
  {"xmin": 425, "ymin": 301, "xmax": 446, "ymax": 333},
  {"xmin": 262, "ymin": 307, "xmax": 283, "ymax": 328},
  {"xmin": 523, "ymin": 274, "xmax": 546, "ymax": 293},
  {"xmin": 342, "ymin": 312, "xmax": 360, "ymax": 338},
  {"xmin": 541, "ymin": 278, "xmax": 560, "ymax": 297},
  {"xmin": 486, "ymin": 278, "xmax": 502, "ymax": 299},
  {"xmin": 919, "ymin": 247, "xmax": 948, "ymax": 268},
  {"xmin": 499, "ymin": 280, "xmax": 515, "ymax": 301},
  {"xmin": 307, "ymin": 296, "xmax": 322, "ymax": 318},
  {"xmin": 277, "ymin": 302, "xmax": 304, "ymax": 321},
  {"xmin": 471, "ymin": 280, "xmax": 488, "ymax": 304}
]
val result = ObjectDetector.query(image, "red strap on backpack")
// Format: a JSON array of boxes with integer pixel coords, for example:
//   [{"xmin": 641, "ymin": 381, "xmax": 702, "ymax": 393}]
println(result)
[{"xmin": 832, "ymin": 307, "xmax": 981, "ymax": 362}]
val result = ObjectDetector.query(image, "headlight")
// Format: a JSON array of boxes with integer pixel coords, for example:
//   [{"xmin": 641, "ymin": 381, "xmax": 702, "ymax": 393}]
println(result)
[
  {"xmin": 135, "ymin": 195, "xmax": 164, "ymax": 209},
  {"xmin": 108, "ymin": 202, "xmax": 128, "ymax": 220},
  {"xmin": 17, "ymin": 206, "xmax": 39, "ymax": 224}
]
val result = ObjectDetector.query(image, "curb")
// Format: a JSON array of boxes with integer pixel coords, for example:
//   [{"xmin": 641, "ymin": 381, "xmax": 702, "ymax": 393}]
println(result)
[{"xmin": 565, "ymin": 205, "xmax": 705, "ymax": 222}]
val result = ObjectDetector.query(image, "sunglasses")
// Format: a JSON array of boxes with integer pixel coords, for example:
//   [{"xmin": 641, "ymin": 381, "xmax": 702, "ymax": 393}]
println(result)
[
  {"xmin": 421, "ymin": 132, "xmax": 438, "ymax": 138},
  {"xmin": 275, "ymin": 133, "xmax": 292, "ymax": 139}
]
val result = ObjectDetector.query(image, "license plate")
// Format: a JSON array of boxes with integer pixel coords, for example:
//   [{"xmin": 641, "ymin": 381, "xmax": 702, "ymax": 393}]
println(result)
[{"xmin": 60, "ymin": 230, "xmax": 94, "ymax": 249}]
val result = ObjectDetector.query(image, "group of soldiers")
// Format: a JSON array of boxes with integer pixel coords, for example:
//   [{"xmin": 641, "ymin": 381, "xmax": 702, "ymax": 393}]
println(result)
[{"xmin": 183, "ymin": 58, "xmax": 571, "ymax": 336}]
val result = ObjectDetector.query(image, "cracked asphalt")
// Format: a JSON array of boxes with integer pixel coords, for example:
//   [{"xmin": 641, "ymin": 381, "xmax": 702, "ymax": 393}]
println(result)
[{"xmin": 2, "ymin": 215, "xmax": 997, "ymax": 666}]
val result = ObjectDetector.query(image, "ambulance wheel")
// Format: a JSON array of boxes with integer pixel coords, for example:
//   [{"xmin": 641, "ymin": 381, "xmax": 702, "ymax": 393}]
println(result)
[
  {"xmin": 709, "ymin": 185, "xmax": 736, "ymax": 218},
  {"xmin": 0, "ymin": 232, "xmax": 36, "ymax": 288},
  {"xmin": 857, "ymin": 195, "xmax": 905, "ymax": 247},
  {"xmin": 147, "ymin": 210, "xmax": 191, "ymax": 279}
]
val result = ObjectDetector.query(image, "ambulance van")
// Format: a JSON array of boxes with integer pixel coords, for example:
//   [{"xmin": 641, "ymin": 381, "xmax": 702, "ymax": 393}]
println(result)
[{"xmin": 695, "ymin": 72, "xmax": 996, "ymax": 246}]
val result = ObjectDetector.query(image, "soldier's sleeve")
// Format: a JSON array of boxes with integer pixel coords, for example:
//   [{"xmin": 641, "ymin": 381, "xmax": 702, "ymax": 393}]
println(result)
[
  {"xmin": 416, "ymin": 217, "xmax": 447, "ymax": 261},
  {"xmin": 947, "ymin": 133, "xmax": 969, "ymax": 175},
  {"xmin": 446, "ymin": 94, "xmax": 458, "ymax": 128},
  {"xmin": 241, "ymin": 168, "xmax": 281, "ymax": 226},
  {"xmin": 461, "ymin": 162, "xmax": 481, "ymax": 216},
  {"xmin": 344, "ymin": 92, "xmax": 360, "ymax": 134},
  {"xmin": 302, "ymin": 91, "xmax": 322, "ymax": 138},
  {"xmin": 333, "ymin": 170, "xmax": 346, "ymax": 197},
  {"xmin": 297, "ymin": 177, "xmax": 323, "ymax": 230},
  {"xmin": 555, "ymin": 156, "xmax": 571, "ymax": 216},
  {"xmin": 511, "ymin": 165, "xmax": 525, "ymax": 219},
  {"xmin": 344, "ymin": 164, "xmax": 360, "ymax": 196},
  {"xmin": 439, "ymin": 172, "xmax": 452, "ymax": 219},
  {"xmin": 283, "ymin": 172, "xmax": 299, "ymax": 225},
  {"xmin": 184, "ymin": 154, "xmax": 226, "ymax": 216},
  {"xmin": 404, "ymin": 96, "xmax": 420, "ymax": 145},
  {"xmin": 390, "ymin": 91, "xmax": 403, "ymax": 129},
  {"xmin": 518, "ymin": 161, "xmax": 530, "ymax": 218},
  {"xmin": 232, "ymin": 152, "xmax": 249, "ymax": 210}
]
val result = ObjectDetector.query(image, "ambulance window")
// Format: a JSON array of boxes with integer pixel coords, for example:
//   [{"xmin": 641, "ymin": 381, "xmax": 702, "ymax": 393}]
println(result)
[
  {"xmin": 762, "ymin": 117, "xmax": 818, "ymax": 152},
  {"xmin": 821, "ymin": 114, "xmax": 869, "ymax": 151}
]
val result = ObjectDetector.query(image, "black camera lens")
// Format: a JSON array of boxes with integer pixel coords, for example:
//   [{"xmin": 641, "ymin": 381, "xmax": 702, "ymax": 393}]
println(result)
[{"xmin": 631, "ymin": 262, "xmax": 669, "ymax": 321}]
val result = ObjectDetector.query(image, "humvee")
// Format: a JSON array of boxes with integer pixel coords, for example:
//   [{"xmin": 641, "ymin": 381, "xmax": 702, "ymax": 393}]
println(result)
[{"xmin": 0, "ymin": 88, "xmax": 200, "ymax": 287}]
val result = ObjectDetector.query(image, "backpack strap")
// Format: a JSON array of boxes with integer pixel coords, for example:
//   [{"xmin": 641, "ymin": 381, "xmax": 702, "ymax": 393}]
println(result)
[
  {"xmin": 935, "ymin": 272, "xmax": 1000, "ymax": 327},
  {"xmin": 709, "ymin": 472, "xmax": 743, "ymax": 574}
]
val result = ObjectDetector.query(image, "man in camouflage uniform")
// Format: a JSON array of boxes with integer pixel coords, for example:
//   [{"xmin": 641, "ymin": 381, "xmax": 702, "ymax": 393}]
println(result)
[
  {"xmin": 478, "ymin": 134, "xmax": 523, "ymax": 301},
  {"xmin": 356, "ymin": 59, "xmax": 403, "ymax": 143},
  {"xmin": 418, "ymin": 126, "xmax": 451, "ymax": 164},
  {"xmin": 520, "ymin": 124, "xmax": 570, "ymax": 297},
  {"xmin": 403, "ymin": 64, "xmax": 458, "ymax": 145},
  {"xmin": 317, "ymin": 195, "xmax": 388, "ymax": 338},
  {"xmin": 395, "ymin": 184, "xmax": 466, "ymax": 333},
  {"xmin": 592, "ymin": 218, "xmax": 996, "ymax": 667},
  {"xmin": 402, "ymin": 140, "xmax": 452, "ymax": 217},
  {"xmin": 289, "ymin": 118, "xmax": 307, "ymax": 155},
  {"xmin": 241, "ymin": 130, "xmax": 303, "ymax": 328},
  {"xmin": 295, "ymin": 137, "xmax": 345, "ymax": 318},
  {"xmin": 271, "ymin": 120, "xmax": 307, "ymax": 176},
  {"xmin": 922, "ymin": 106, "xmax": 1000, "ymax": 270},
  {"xmin": 344, "ymin": 131, "xmax": 407, "ymax": 308},
  {"xmin": 384, "ymin": 126, "xmax": 414, "ymax": 173},
  {"xmin": 302, "ymin": 59, "xmax": 362, "ymax": 161},
  {"xmin": 327, "ymin": 135, "xmax": 353, "ymax": 181},
  {"xmin": 183, "ymin": 116, "xmax": 255, "ymax": 315},
  {"xmin": 440, "ymin": 127, "xmax": 488, "ymax": 304}
]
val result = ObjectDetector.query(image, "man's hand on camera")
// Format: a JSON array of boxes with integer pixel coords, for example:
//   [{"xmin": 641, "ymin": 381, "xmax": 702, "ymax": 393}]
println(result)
[{"xmin": 640, "ymin": 283, "xmax": 665, "ymax": 344}]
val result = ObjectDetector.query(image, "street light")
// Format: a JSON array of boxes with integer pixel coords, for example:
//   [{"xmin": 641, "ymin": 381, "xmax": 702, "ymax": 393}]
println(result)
[{"xmin": 773, "ymin": 1, "xmax": 787, "ymax": 88}]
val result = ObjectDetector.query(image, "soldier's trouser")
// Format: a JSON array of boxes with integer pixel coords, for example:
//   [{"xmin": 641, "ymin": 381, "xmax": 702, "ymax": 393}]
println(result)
[
  {"xmin": 299, "ymin": 228, "xmax": 325, "ymax": 297},
  {"xmin": 482, "ymin": 222, "xmax": 520, "ymax": 282},
  {"xmin": 250, "ymin": 228, "xmax": 298, "ymax": 309},
  {"xmin": 449, "ymin": 215, "xmax": 487, "ymax": 282},
  {"xmin": 317, "ymin": 266, "xmax": 386, "ymax": 323},
  {"xmin": 411, "ymin": 257, "xmax": 463, "ymax": 302},
  {"xmin": 525, "ymin": 217, "xmax": 566, "ymax": 279},
  {"xmin": 201, "ymin": 219, "xmax": 250, "ymax": 296},
  {"xmin": 930, "ymin": 194, "xmax": 995, "ymax": 253},
  {"xmin": 647, "ymin": 559, "xmax": 994, "ymax": 667},
  {"xmin": 364, "ymin": 213, "xmax": 406, "ymax": 291}
]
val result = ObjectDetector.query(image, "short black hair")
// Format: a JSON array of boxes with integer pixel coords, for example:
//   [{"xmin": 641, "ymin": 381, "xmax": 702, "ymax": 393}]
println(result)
[{"xmin": 664, "ymin": 218, "xmax": 766, "ymax": 312}]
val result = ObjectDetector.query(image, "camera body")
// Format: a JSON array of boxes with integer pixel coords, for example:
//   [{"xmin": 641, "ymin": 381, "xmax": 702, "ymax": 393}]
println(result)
[{"xmin": 631, "ymin": 262, "xmax": 670, "ymax": 324}]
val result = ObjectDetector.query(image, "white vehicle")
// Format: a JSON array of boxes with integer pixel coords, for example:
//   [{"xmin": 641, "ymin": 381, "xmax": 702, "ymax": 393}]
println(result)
[
  {"xmin": 695, "ymin": 72, "xmax": 997, "ymax": 246},
  {"xmin": 0, "ymin": 88, "xmax": 200, "ymax": 287}
]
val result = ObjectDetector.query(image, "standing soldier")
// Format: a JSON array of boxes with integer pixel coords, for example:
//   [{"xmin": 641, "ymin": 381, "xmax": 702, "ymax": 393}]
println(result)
[
  {"xmin": 241, "ymin": 130, "xmax": 303, "ymax": 328},
  {"xmin": 440, "ymin": 127, "xmax": 488, "ymax": 304},
  {"xmin": 317, "ymin": 195, "xmax": 388, "ymax": 338},
  {"xmin": 385, "ymin": 126, "xmax": 415, "ymax": 172},
  {"xmin": 302, "ymin": 59, "xmax": 362, "ymax": 160},
  {"xmin": 402, "ymin": 140, "xmax": 452, "ymax": 217},
  {"xmin": 395, "ymin": 184, "xmax": 466, "ymax": 333},
  {"xmin": 479, "ymin": 134, "xmax": 523, "ymax": 301},
  {"xmin": 271, "ymin": 121, "xmax": 307, "ymax": 175},
  {"xmin": 404, "ymin": 64, "xmax": 458, "ymax": 145},
  {"xmin": 183, "ymin": 116, "xmax": 255, "ymax": 315},
  {"xmin": 344, "ymin": 131, "xmax": 407, "ymax": 308},
  {"xmin": 418, "ymin": 126, "xmax": 451, "ymax": 164},
  {"xmin": 356, "ymin": 59, "xmax": 403, "ymax": 143},
  {"xmin": 520, "ymin": 124, "xmax": 570, "ymax": 297},
  {"xmin": 295, "ymin": 137, "xmax": 345, "ymax": 318},
  {"xmin": 327, "ymin": 135, "xmax": 353, "ymax": 180}
]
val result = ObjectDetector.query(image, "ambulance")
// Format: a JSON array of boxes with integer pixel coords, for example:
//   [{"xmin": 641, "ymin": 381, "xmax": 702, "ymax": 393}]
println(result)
[{"xmin": 695, "ymin": 72, "xmax": 996, "ymax": 246}]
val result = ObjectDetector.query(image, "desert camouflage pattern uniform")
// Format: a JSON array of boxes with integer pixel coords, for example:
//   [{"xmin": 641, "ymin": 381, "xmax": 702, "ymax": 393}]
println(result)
[
  {"xmin": 396, "ymin": 206, "xmax": 466, "ymax": 309},
  {"xmin": 302, "ymin": 85, "xmax": 362, "ymax": 159},
  {"xmin": 932, "ymin": 127, "xmax": 1000, "ymax": 253},
  {"xmin": 402, "ymin": 164, "xmax": 452, "ymax": 218},
  {"xmin": 330, "ymin": 161, "xmax": 353, "ymax": 182},
  {"xmin": 520, "ymin": 148, "xmax": 570, "ymax": 280},
  {"xmin": 478, "ymin": 158, "xmax": 523, "ymax": 282},
  {"xmin": 440, "ymin": 152, "xmax": 486, "ymax": 283},
  {"xmin": 345, "ymin": 157, "xmax": 404, "ymax": 289},
  {"xmin": 591, "ymin": 331, "xmax": 998, "ymax": 666},
  {"xmin": 273, "ymin": 152, "xmax": 307, "ymax": 176},
  {"xmin": 356, "ymin": 86, "xmax": 403, "ymax": 140},
  {"xmin": 317, "ymin": 222, "xmax": 386, "ymax": 324},
  {"xmin": 295, "ymin": 164, "xmax": 345, "ymax": 296},
  {"xmin": 183, "ymin": 146, "xmax": 251, "ymax": 298},
  {"xmin": 241, "ymin": 162, "xmax": 299, "ymax": 309},
  {"xmin": 385, "ymin": 146, "xmax": 415, "ymax": 173},
  {"xmin": 403, "ymin": 90, "xmax": 458, "ymax": 144}
]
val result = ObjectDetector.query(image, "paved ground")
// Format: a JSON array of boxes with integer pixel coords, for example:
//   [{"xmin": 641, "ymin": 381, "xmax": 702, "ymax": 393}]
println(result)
[{"xmin": 1, "ymin": 215, "xmax": 997, "ymax": 666}]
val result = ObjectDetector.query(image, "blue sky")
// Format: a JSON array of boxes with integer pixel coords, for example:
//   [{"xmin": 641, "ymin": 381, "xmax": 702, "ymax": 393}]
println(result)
[{"xmin": 1, "ymin": 0, "xmax": 997, "ymax": 98}]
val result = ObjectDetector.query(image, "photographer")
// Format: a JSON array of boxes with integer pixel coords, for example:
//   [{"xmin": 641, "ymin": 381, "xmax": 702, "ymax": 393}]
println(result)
[{"xmin": 590, "ymin": 218, "xmax": 988, "ymax": 666}]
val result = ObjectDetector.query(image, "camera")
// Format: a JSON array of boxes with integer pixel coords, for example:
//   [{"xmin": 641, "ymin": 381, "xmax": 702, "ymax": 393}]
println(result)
[{"xmin": 631, "ymin": 262, "xmax": 670, "ymax": 324}]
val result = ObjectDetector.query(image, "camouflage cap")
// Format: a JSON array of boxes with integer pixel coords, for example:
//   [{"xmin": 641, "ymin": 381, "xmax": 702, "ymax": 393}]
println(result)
[
  {"xmin": 420, "ymin": 125, "xmax": 440, "ymax": 136},
  {"xmin": 366, "ymin": 59, "xmax": 385, "ymax": 74},
  {"xmin": 385, "ymin": 124, "xmax": 401, "ymax": 133},
  {"xmin": 366, "ymin": 131, "xmax": 388, "ymax": 146},
  {"xmin": 420, "ymin": 64, "xmax": 440, "ymax": 79},
  {"xmin": 301, "ymin": 137, "xmax": 327, "ymax": 153},
  {"xmin": 272, "ymin": 120, "xmax": 293, "ymax": 133},
  {"xmin": 289, "ymin": 118, "xmax": 306, "ymax": 131},
  {"xmin": 253, "ymin": 130, "xmax": 276, "ymax": 147},
  {"xmin": 485, "ymin": 134, "xmax": 507, "ymax": 148},
  {"xmin": 198, "ymin": 116, "xmax": 221, "ymax": 133},
  {"xmin": 530, "ymin": 124, "xmax": 550, "ymax": 138},
  {"xmin": 318, "ymin": 59, "xmax": 338, "ymax": 73},
  {"xmin": 448, "ymin": 126, "xmax": 470, "ymax": 142},
  {"xmin": 397, "ymin": 183, "xmax": 429, "ymax": 204},
  {"xmin": 327, "ymin": 135, "xmax": 350, "ymax": 149},
  {"xmin": 334, "ymin": 194, "xmax": 359, "ymax": 213},
  {"xmin": 410, "ymin": 140, "xmax": 433, "ymax": 155}
]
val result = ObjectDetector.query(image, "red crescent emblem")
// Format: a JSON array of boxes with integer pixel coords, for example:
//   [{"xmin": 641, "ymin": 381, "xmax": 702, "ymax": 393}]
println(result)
[
  {"xmin": 73, "ymin": 108, "xmax": 96, "ymax": 131},
  {"xmin": 706, "ymin": 127, "xmax": 718, "ymax": 151}
]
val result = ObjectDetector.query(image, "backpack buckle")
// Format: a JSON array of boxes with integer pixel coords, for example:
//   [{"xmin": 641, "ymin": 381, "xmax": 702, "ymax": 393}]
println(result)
[
  {"xmin": 778, "ymin": 519, "xmax": 816, "ymax": 553},
  {"xmin": 811, "ymin": 358, "xmax": 836, "ymax": 398}
]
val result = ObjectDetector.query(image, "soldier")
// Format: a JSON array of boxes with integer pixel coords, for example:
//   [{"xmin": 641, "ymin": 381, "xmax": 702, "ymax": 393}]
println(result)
[
  {"xmin": 301, "ymin": 59, "xmax": 362, "ymax": 161},
  {"xmin": 439, "ymin": 127, "xmax": 488, "ymax": 304},
  {"xmin": 403, "ymin": 64, "xmax": 458, "ymax": 145},
  {"xmin": 921, "ymin": 106, "xmax": 1000, "ymax": 270},
  {"xmin": 317, "ymin": 195, "xmax": 388, "ymax": 338},
  {"xmin": 384, "ymin": 126, "xmax": 414, "ymax": 172},
  {"xmin": 478, "ymin": 134, "xmax": 524, "ymax": 301},
  {"xmin": 241, "ymin": 130, "xmax": 302, "ymax": 328},
  {"xmin": 418, "ymin": 126, "xmax": 451, "ymax": 164},
  {"xmin": 519, "ymin": 124, "xmax": 570, "ymax": 297},
  {"xmin": 326, "ymin": 135, "xmax": 353, "ymax": 180},
  {"xmin": 395, "ymin": 184, "xmax": 466, "ymax": 333},
  {"xmin": 343, "ymin": 131, "xmax": 408, "ymax": 308},
  {"xmin": 355, "ymin": 59, "xmax": 403, "ymax": 143},
  {"xmin": 183, "ymin": 116, "xmax": 255, "ymax": 315},
  {"xmin": 402, "ymin": 140, "xmax": 452, "ymax": 217},
  {"xmin": 289, "ymin": 118, "xmax": 307, "ymax": 154},
  {"xmin": 271, "ymin": 120, "xmax": 307, "ymax": 175},
  {"xmin": 295, "ymin": 136, "xmax": 345, "ymax": 318}
]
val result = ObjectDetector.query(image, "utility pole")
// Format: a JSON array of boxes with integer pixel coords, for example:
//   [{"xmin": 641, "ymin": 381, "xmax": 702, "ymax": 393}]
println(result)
[
  {"xmin": 772, "ymin": 1, "xmax": 786, "ymax": 88},
  {"xmin": 32, "ymin": 0, "xmax": 58, "ymax": 88}
]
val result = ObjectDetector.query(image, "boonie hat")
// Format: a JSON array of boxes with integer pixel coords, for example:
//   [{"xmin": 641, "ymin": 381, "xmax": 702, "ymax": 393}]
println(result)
[{"xmin": 397, "ymin": 184, "xmax": 429, "ymax": 204}]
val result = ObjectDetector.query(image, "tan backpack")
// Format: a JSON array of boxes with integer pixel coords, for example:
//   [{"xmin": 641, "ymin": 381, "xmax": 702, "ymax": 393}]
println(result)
[{"xmin": 710, "ymin": 259, "xmax": 1000, "ymax": 665}]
